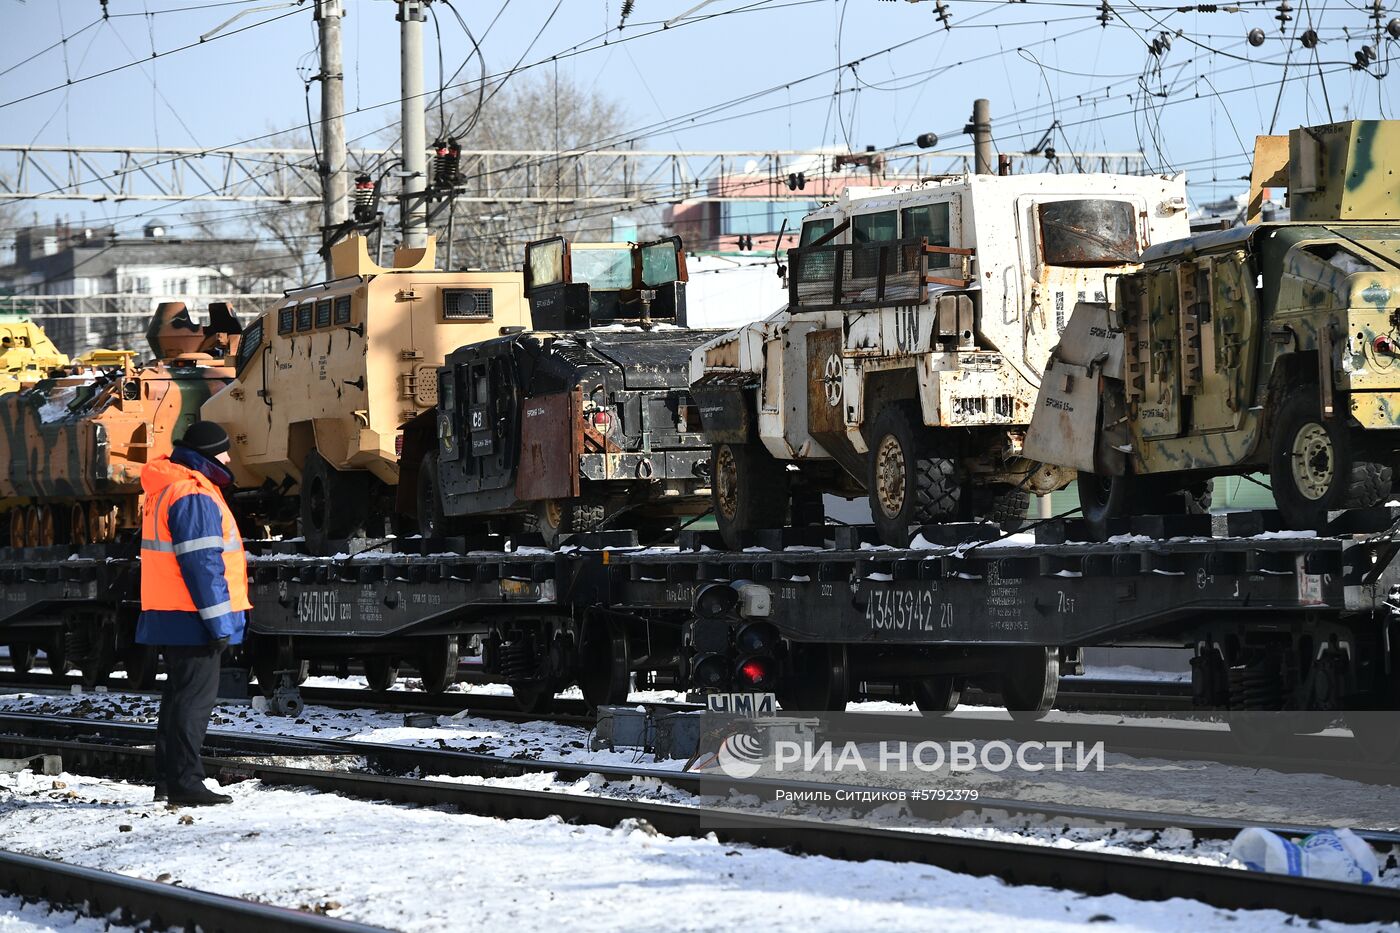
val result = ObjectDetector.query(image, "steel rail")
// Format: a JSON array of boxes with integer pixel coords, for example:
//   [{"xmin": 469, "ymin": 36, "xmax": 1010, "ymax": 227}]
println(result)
[
  {"xmin": 5, "ymin": 710, "xmax": 1396, "ymax": 848},
  {"xmin": 0, "ymin": 848, "xmax": 386, "ymax": 933},
  {"xmin": 0, "ymin": 729, "xmax": 1394, "ymax": 926},
  {"xmin": 0, "ymin": 672, "xmax": 1387, "ymax": 784}
]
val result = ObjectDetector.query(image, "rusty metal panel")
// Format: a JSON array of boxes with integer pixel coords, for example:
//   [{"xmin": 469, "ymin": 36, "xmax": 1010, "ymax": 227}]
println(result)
[
  {"xmin": 515, "ymin": 390, "xmax": 581, "ymax": 502},
  {"xmin": 806, "ymin": 329, "xmax": 846, "ymax": 436},
  {"xmin": 1023, "ymin": 360, "xmax": 1102, "ymax": 473}
]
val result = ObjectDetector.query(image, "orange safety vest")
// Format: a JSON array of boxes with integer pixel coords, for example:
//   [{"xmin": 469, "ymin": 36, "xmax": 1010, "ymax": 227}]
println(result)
[{"xmin": 139, "ymin": 457, "xmax": 250, "ymax": 616}]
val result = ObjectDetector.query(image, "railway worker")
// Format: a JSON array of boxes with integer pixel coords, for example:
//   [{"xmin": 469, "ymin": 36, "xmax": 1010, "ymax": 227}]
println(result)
[{"xmin": 136, "ymin": 420, "xmax": 249, "ymax": 807}]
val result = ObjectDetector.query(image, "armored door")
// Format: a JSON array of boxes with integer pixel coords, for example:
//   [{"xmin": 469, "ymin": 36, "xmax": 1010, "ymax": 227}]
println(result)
[
  {"xmin": 1189, "ymin": 251, "xmax": 1259, "ymax": 434},
  {"xmin": 1131, "ymin": 268, "xmax": 1183, "ymax": 439},
  {"xmin": 450, "ymin": 351, "xmax": 519, "ymax": 494}
]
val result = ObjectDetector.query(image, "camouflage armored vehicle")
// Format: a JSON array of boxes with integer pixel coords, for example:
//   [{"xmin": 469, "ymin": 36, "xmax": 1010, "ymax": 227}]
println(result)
[
  {"xmin": 691, "ymin": 172, "xmax": 1191, "ymax": 547},
  {"xmin": 202, "ymin": 235, "xmax": 531, "ymax": 551},
  {"xmin": 1, "ymin": 301, "xmax": 241, "ymax": 549},
  {"xmin": 403, "ymin": 236, "xmax": 716, "ymax": 546},
  {"xmin": 1025, "ymin": 119, "xmax": 1400, "ymax": 532},
  {"xmin": 0, "ymin": 320, "xmax": 69, "ymax": 395},
  {"xmin": 0, "ymin": 302, "xmax": 239, "ymax": 683}
]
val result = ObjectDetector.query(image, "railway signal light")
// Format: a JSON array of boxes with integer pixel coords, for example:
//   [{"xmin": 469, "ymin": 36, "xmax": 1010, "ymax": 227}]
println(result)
[
  {"xmin": 786, "ymin": 172, "xmax": 806, "ymax": 191},
  {"xmin": 692, "ymin": 652, "xmax": 732, "ymax": 689}
]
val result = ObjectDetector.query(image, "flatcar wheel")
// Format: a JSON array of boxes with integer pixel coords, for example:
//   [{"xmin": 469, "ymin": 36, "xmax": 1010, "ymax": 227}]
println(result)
[
  {"xmin": 78, "ymin": 628, "xmax": 115, "ymax": 691},
  {"xmin": 364, "ymin": 657, "xmax": 399, "ymax": 692},
  {"xmin": 45, "ymin": 635, "xmax": 68, "ymax": 674},
  {"xmin": 912, "ymin": 674, "xmax": 962, "ymax": 714},
  {"xmin": 6, "ymin": 642, "xmax": 35, "ymax": 675},
  {"xmin": 120, "ymin": 645, "xmax": 158, "ymax": 690},
  {"xmin": 418, "ymin": 635, "xmax": 460, "ymax": 694},
  {"xmin": 511, "ymin": 682, "xmax": 555, "ymax": 714},
  {"xmin": 7, "ymin": 509, "xmax": 26, "ymax": 548},
  {"xmin": 775, "ymin": 643, "xmax": 849, "ymax": 712},
  {"xmin": 1000, "ymin": 646, "xmax": 1059, "ymax": 717},
  {"xmin": 577, "ymin": 619, "xmax": 631, "ymax": 712}
]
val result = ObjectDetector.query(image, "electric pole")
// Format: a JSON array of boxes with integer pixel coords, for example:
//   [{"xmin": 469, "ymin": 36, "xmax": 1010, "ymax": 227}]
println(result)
[
  {"xmin": 972, "ymin": 99, "xmax": 993, "ymax": 176},
  {"xmin": 398, "ymin": 0, "xmax": 430, "ymax": 249},
  {"xmin": 317, "ymin": 0, "xmax": 347, "ymax": 272}
]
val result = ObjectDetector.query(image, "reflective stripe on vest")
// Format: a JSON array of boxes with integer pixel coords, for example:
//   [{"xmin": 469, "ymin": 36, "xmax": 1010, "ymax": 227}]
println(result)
[{"xmin": 139, "ymin": 466, "xmax": 250, "ymax": 616}]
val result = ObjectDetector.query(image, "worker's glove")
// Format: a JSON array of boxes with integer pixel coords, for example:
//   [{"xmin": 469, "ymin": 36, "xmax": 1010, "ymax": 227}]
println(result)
[{"xmin": 211, "ymin": 636, "xmax": 230, "ymax": 652}]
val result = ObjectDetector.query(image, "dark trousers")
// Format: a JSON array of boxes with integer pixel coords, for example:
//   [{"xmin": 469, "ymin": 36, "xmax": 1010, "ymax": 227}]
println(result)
[{"xmin": 153, "ymin": 643, "xmax": 221, "ymax": 795}]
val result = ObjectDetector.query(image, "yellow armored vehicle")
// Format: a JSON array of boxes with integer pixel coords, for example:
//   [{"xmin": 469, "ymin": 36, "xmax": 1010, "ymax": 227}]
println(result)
[
  {"xmin": 1026, "ymin": 119, "xmax": 1400, "ymax": 531},
  {"xmin": 0, "ymin": 302, "xmax": 241, "ymax": 548},
  {"xmin": 0, "ymin": 320, "xmax": 69, "ymax": 394},
  {"xmin": 203, "ymin": 235, "xmax": 530, "ymax": 550}
]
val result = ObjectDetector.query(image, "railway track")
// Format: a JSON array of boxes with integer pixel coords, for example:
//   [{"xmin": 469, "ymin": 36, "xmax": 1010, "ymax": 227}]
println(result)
[
  {"xmin": 4, "ymin": 710, "xmax": 1396, "ymax": 849},
  {"xmin": 0, "ymin": 715, "xmax": 1395, "ymax": 926},
  {"xmin": 0, "ymin": 847, "xmax": 385, "ymax": 933},
  {"xmin": 0, "ymin": 669, "xmax": 1389, "ymax": 784}
]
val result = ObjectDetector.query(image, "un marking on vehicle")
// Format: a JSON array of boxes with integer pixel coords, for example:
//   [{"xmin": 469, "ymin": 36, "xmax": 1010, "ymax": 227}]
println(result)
[{"xmin": 707, "ymin": 692, "xmax": 776, "ymax": 716}]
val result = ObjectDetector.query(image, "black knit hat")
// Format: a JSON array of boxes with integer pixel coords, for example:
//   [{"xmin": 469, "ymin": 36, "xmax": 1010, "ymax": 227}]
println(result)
[{"xmin": 175, "ymin": 420, "xmax": 230, "ymax": 458}]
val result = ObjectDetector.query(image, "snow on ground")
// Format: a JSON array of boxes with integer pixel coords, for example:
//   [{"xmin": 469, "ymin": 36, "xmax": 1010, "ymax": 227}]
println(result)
[
  {"xmin": 0, "ymin": 767, "xmax": 1390, "ymax": 933},
  {"xmin": 1, "ymin": 686, "xmax": 1397, "ymax": 878},
  {"xmin": 0, "ymin": 896, "xmax": 137, "ymax": 933}
]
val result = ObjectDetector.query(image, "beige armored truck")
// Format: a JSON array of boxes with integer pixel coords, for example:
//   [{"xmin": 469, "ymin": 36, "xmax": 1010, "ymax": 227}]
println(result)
[
  {"xmin": 690, "ymin": 172, "xmax": 1191, "ymax": 547},
  {"xmin": 203, "ymin": 235, "xmax": 530, "ymax": 549},
  {"xmin": 1026, "ymin": 119, "xmax": 1400, "ymax": 532}
]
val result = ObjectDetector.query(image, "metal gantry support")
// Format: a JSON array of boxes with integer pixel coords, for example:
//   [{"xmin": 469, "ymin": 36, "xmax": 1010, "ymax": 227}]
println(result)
[{"xmin": 0, "ymin": 146, "xmax": 1153, "ymax": 206}]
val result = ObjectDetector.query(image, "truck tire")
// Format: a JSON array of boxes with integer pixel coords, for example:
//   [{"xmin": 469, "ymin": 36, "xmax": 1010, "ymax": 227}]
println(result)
[
  {"xmin": 300, "ymin": 450, "xmax": 370, "ymax": 552},
  {"xmin": 712, "ymin": 442, "xmax": 790, "ymax": 550},
  {"xmin": 1269, "ymin": 389, "xmax": 1391, "ymax": 529},
  {"xmin": 1080, "ymin": 473, "xmax": 1212, "ymax": 539},
  {"xmin": 416, "ymin": 450, "xmax": 461, "ymax": 539},
  {"xmin": 967, "ymin": 484, "xmax": 1029, "ymax": 531},
  {"xmin": 867, "ymin": 404, "xmax": 958, "ymax": 547},
  {"xmin": 532, "ymin": 499, "xmax": 605, "ymax": 547}
]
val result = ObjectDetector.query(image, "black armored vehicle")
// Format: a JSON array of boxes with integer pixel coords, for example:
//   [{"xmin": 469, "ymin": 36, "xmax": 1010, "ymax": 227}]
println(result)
[{"xmin": 401, "ymin": 237, "xmax": 719, "ymax": 544}]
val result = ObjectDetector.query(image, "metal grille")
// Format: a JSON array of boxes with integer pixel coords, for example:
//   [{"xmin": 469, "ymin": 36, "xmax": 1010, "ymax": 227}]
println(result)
[
  {"xmin": 334, "ymin": 295, "xmax": 352, "ymax": 325},
  {"xmin": 315, "ymin": 299, "xmax": 332, "ymax": 328},
  {"xmin": 789, "ymin": 238, "xmax": 928, "ymax": 310},
  {"xmin": 442, "ymin": 288, "xmax": 493, "ymax": 321},
  {"xmin": 277, "ymin": 306, "xmax": 295, "ymax": 335},
  {"xmin": 295, "ymin": 304, "xmax": 313, "ymax": 331}
]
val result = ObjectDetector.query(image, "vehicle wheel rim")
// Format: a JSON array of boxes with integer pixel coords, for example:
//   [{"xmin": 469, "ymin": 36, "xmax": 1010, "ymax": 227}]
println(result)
[
  {"xmin": 543, "ymin": 500, "xmax": 564, "ymax": 530},
  {"xmin": 715, "ymin": 446, "xmax": 739, "ymax": 520},
  {"xmin": 1291, "ymin": 422, "xmax": 1334, "ymax": 501},
  {"xmin": 874, "ymin": 435, "xmax": 907, "ymax": 518}
]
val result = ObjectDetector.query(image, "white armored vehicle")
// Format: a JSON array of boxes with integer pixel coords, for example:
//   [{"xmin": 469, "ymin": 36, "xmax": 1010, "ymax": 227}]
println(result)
[{"xmin": 690, "ymin": 171, "xmax": 1191, "ymax": 547}]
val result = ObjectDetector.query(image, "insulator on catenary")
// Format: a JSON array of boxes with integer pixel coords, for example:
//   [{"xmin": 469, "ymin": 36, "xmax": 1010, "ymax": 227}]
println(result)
[
  {"xmin": 352, "ymin": 174, "xmax": 376, "ymax": 223},
  {"xmin": 432, "ymin": 137, "xmax": 461, "ymax": 192}
]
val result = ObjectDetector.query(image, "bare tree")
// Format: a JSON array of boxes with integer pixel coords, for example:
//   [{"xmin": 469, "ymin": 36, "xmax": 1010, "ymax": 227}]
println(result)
[{"xmin": 422, "ymin": 72, "xmax": 632, "ymax": 271}]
